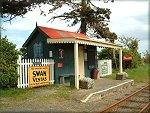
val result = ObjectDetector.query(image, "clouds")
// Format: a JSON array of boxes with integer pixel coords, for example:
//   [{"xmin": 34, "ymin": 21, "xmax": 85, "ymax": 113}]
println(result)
[
  {"xmin": 103, "ymin": 1, "xmax": 149, "ymax": 55},
  {"xmin": 1, "ymin": 4, "xmax": 79, "ymax": 49},
  {"xmin": 1, "ymin": 1, "xmax": 149, "ymax": 55}
]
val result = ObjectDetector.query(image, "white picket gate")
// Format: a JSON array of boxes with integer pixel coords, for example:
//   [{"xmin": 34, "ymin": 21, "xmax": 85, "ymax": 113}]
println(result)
[{"xmin": 17, "ymin": 55, "xmax": 55, "ymax": 88}]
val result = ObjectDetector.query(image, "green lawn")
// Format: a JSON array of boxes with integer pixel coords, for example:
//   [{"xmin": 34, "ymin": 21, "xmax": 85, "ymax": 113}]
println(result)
[
  {"xmin": 0, "ymin": 84, "xmax": 76, "ymax": 109},
  {"xmin": 0, "ymin": 84, "xmax": 75, "ymax": 100},
  {"xmin": 103, "ymin": 64, "xmax": 149, "ymax": 83}
]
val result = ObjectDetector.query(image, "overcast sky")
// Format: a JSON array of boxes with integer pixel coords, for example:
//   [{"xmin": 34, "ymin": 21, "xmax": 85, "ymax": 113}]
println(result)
[{"xmin": 1, "ymin": 0, "xmax": 149, "ymax": 56}]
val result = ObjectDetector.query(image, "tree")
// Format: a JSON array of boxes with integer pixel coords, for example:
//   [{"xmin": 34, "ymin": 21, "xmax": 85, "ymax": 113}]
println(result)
[
  {"xmin": 47, "ymin": 0, "xmax": 118, "ymax": 67},
  {"xmin": 0, "ymin": 0, "xmax": 48, "ymax": 21},
  {"xmin": 0, "ymin": 36, "xmax": 20, "ymax": 88},
  {"xmin": 98, "ymin": 48, "xmax": 119, "ymax": 68},
  {"xmin": 142, "ymin": 50, "xmax": 150, "ymax": 64},
  {"xmin": 98, "ymin": 48, "xmax": 112, "ymax": 60},
  {"xmin": 1, "ymin": 0, "xmax": 116, "ymax": 40},
  {"xmin": 119, "ymin": 36, "xmax": 139, "ymax": 53},
  {"xmin": 119, "ymin": 36, "xmax": 141, "ymax": 68},
  {"xmin": 1, "ymin": 0, "xmax": 118, "ymax": 68},
  {"xmin": 1, "ymin": 0, "xmax": 113, "ymax": 20},
  {"xmin": 48, "ymin": 0, "xmax": 117, "ymax": 40}
]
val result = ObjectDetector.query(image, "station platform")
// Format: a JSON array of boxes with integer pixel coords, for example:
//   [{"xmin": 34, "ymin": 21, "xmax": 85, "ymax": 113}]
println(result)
[{"xmin": 72, "ymin": 78, "xmax": 134, "ymax": 103}]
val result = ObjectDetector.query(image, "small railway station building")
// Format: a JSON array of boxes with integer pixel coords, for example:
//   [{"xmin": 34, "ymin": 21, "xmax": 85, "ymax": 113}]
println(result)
[{"xmin": 23, "ymin": 25, "xmax": 123, "ymax": 89}]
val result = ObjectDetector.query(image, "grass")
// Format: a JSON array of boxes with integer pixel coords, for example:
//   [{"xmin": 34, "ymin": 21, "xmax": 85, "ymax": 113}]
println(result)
[
  {"xmin": 0, "ymin": 84, "xmax": 76, "ymax": 109},
  {"xmin": 41, "ymin": 87, "xmax": 75, "ymax": 101},
  {"xmin": 0, "ymin": 84, "xmax": 75, "ymax": 100},
  {"xmin": 102, "ymin": 63, "xmax": 149, "ymax": 83},
  {"xmin": 0, "ymin": 87, "xmax": 31, "ymax": 99}
]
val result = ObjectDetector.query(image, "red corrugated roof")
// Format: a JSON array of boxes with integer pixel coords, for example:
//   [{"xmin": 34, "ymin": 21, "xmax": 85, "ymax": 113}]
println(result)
[{"xmin": 38, "ymin": 26, "xmax": 90, "ymax": 39}]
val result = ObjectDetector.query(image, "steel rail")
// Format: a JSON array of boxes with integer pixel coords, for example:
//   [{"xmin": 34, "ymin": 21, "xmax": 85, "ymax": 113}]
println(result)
[
  {"xmin": 99, "ymin": 84, "xmax": 150, "ymax": 113},
  {"xmin": 139, "ymin": 102, "xmax": 150, "ymax": 113}
]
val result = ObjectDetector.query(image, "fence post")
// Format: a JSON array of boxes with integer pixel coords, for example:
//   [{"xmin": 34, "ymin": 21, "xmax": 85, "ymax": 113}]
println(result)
[{"xmin": 17, "ymin": 55, "xmax": 21, "ymax": 88}]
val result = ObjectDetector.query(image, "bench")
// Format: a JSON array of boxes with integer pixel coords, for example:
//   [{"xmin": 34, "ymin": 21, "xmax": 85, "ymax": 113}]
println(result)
[{"xmin": 59, "ymin": 74, "xmax": 75, "ymax": 84}]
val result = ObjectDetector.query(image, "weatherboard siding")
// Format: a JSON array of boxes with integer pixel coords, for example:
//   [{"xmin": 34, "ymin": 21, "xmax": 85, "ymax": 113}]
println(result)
[
  {"xmin": 26, "ymin": 31, "xmax": 49, "ymax": 59},
  {"xmin": 53, "ymin": 44, "xmax": 75, "ymax": 84},
  {"xmin": 25, "ymin": 30, "xmax": 97, "ymax": 84}
]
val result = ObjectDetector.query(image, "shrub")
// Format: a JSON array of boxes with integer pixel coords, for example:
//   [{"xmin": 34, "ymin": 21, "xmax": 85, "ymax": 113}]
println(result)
[{"xmin": 0, "ymin": 37, "xmax": 20, "ymax": 88}]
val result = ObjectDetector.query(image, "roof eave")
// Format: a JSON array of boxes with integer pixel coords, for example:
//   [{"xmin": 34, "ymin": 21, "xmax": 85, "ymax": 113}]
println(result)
[{"xmin": 47, "ymin": 37, "xmax": 122, "ymax": 49}]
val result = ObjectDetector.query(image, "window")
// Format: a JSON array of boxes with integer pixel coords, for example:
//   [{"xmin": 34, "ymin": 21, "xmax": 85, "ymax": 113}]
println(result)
[{"xmin": 34, "ymin": 42, "xmax": 43, "ymax": 58}]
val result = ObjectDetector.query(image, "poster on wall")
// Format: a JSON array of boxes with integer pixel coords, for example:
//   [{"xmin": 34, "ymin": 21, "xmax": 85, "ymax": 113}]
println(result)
[
  {"xmin": 98, "ymin": 60, "xmax": 112, "ymax": 77},
  {"xmin": 28, "ymin": 66, "xmax": 50, "ymax": 87},
  {"xmin": 101, "ymin": 62, "xmax": 108, "ymax": 75}
]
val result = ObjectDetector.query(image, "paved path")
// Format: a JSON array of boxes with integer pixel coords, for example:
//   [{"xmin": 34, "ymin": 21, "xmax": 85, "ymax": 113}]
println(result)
[{"xmin": 72, "ymin": 78, "xmax": 134, "ymax": 102}]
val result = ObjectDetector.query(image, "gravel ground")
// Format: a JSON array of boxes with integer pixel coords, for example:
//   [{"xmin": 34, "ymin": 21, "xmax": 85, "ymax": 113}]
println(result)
[
  {"xmin": 110, "ymin": 86, "xmax": 149, "ymax": 113},
  {"xmin": 0, "ymin": 82, "xmax": 149, "ymax": 113}
]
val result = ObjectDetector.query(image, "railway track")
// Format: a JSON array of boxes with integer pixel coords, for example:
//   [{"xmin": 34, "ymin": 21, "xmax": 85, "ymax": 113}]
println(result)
[{"xmin": 99, "ymin": 84, "xmax": 150, "ymax": 113}]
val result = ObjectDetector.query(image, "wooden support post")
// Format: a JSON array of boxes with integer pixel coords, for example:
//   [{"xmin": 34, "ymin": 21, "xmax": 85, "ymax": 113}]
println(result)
[
  {"xmin": 119, "ymin": 49, "xmax": 123, "ymax": 73},
  {"xmin": 74, "ymin": 43, "xmax": 79, "ymax": 89}
]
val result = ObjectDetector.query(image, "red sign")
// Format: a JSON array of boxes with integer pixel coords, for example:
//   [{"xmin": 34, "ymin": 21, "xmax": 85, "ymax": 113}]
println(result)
[
  {"xmin": 58, "ymin": 63, "xmax": 63, "ymax": 68},
  {"xmin": 123, "ymin": 56, "xmax": 133, "ymax": 60}
]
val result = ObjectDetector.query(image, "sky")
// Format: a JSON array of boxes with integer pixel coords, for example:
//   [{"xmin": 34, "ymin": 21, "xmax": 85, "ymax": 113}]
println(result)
[{"xmin": 1, "ymin": 0, "xmax": 149, "ymax": 57}]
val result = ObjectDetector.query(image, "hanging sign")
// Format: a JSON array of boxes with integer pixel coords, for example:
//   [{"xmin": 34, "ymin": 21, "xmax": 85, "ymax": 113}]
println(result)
[
  {"xmin": 28, "ymin": 66, "xmax": 50, "ymax": 87},
  {"xmin": 123, "ymin": 56, "xmax": 133, "ymax": 60}
]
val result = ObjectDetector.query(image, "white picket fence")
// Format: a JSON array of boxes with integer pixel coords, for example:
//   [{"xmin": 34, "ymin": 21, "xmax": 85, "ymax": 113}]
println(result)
[{"xmin": 17, "ymin": 55, "xmax": 55, "ymax": 88}]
